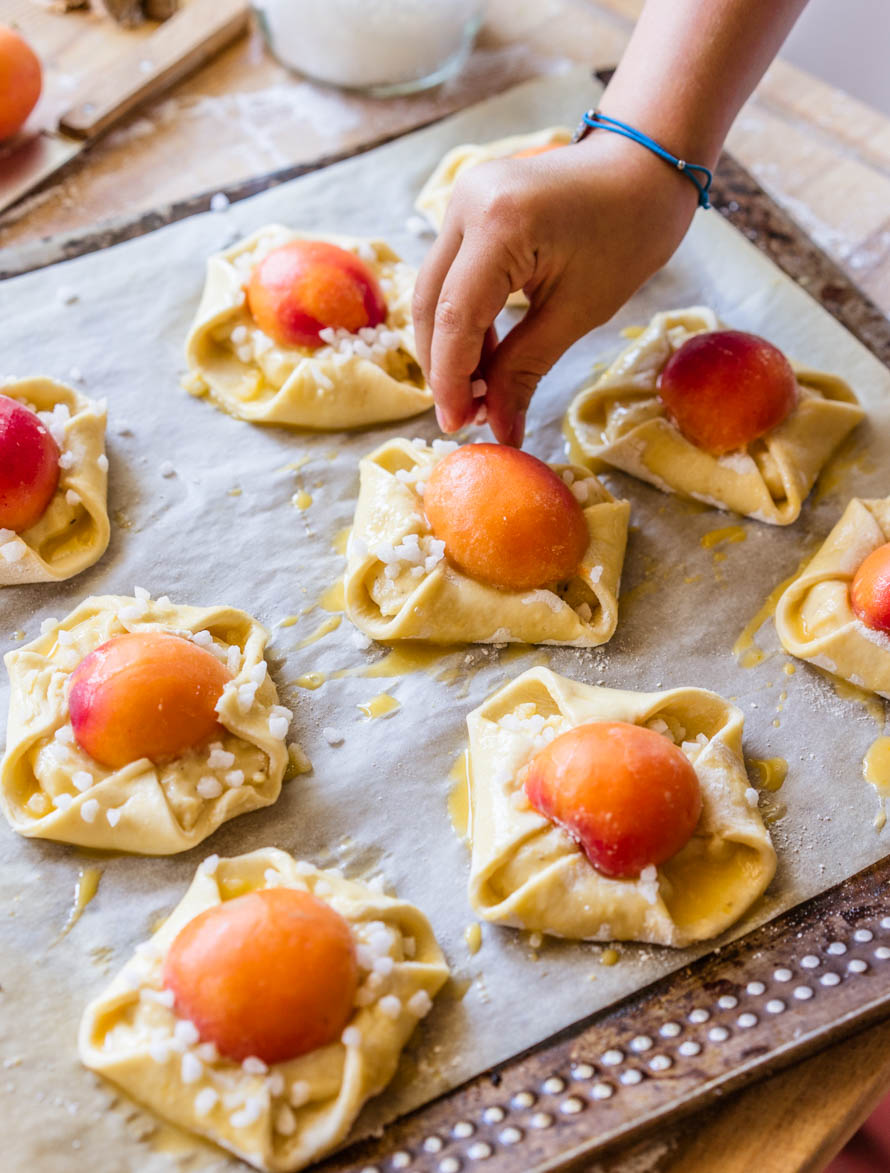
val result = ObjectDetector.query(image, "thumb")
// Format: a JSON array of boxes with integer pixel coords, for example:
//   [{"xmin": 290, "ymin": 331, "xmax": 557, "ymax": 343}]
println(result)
[{"xmin": 482, "ymin": 301, "xmax": 586, "ymax": 446}]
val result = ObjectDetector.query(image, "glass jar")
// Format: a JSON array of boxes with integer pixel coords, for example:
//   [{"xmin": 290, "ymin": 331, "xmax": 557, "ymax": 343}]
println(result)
[{"xmin": 253, "ymin": 0, "xmax": 486, "ymax": 97}]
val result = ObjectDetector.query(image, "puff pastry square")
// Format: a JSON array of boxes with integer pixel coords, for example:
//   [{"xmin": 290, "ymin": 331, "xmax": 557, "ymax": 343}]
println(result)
[
  {"xmin": 0, "ymin": 593, "xmax": 297, "ymax": 853},
  {"xmin": 344, "ymin": 438, "xmax": 630, "ymax": 647},
  {"xmin": 0, "ymin": 377, "xmax": 109, "ymax": 584},
  {"xmin": 184, "ymin": 226, "xmax": 432, "ymax": 429},
  {"xmin": 465, "ymin": 667, "xmax": 776, "ymax": 946},
  {"xmin": 776, "ymin": 497, "xmax": 890, "ymax": 696},
  {"xmin": 79, "ymin": 848, "xmax": 450, "ymax": 1173},
  {"xmin": 565, "ymin": 307, "xmax": 864, "ymax": 525}
]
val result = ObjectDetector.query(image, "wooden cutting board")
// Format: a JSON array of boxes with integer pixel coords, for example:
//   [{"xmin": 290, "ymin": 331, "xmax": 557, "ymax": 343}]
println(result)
[{"xmin": 0, "ymin": 0, "xmax": 250, "ymax": 215}]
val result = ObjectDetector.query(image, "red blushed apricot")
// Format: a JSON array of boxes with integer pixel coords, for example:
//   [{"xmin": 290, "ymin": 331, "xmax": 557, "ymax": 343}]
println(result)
[
  {"xmin": 68, "ymin": 633, "xmax": 230, "ymax": 769},
  {"xmin": 246, "ymin": 240, "xmax": 387, "ymax": 349},
  {"xmin": 423, "ymin": 444, "xmax": 589, "ymax": 592},
  {"xmin": 163, "ymin": 888, "xmax": 359, "ymax": 1065},
  {"xmin": 0, "ymin": 27, "xmax": 42, "ymax": 141},
  {"xmin": 524, "ymin": 721, "xmax": 702, "ymax": 878},
  {"xmin": 851, "ymin": 543, "xmax": 890, "ymax": 634},
  {"xmin": 657, "ymin": 330, "xmax": 798, "ymax": 456},
  {"xmin": 0, "ymin": 394, "xmax": 60, "ymax": 532},
  {"xmin": 512, "ymin": 143, "xmax": 563, "ymax": 158}
]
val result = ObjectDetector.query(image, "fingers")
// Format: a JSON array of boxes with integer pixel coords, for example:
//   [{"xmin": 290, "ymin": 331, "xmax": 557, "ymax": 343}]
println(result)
[
  {"xmin": 412, "ymin": 223, "xmax": 462, "ymax": 384},
  {"xmin": 478, "ymin": 324, "xmax": 499, "ymax": 371},
  {"xmin": 467, "ymin": 325, "xmax": 499, "ymax": 427},
  {"xmin": 427, "ymin": 235, "xmax": 515, "ymax": 433},
  {"xmin": 482, "ymin": 299, "xmax": 589, "ymax": 447}
]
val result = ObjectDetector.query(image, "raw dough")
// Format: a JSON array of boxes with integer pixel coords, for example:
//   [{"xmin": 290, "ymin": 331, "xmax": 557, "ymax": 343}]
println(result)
[
  {"xmin": 565, "ymin": 307, "xmax": 864, "ymax": 525},
  {"xmin": 184, "ymin": 226, "xmax": 432, "ymax": 429},
  {"xmin": 79, "ymin": 848, "xmax": 450, "ymax": 1173},
  {"xmin": 775, "ymin": 496, "xmax": 890, "ymax": 696},
  {"xmin": 415, "ymin": 126, "xmax": 573, "ymax": 231},
  {"xmin": 0, "ymin": 593, "xmax": 297, "ymax": 853},
  {"xmin": 465, "ymin": 667, "xmax": 776, "ymax": 946},
  {"xmin": 0, "ymin": 377, "xmax": 109, "ymax": 584},
  {"xmin": 344, "ymin": 438, "xmax": 630, "ymax": 646}
]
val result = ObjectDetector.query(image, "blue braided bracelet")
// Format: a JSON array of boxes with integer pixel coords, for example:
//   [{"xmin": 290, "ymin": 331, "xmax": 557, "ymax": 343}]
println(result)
[{"xmin": 573, "ymin": 109, "xmax": 713, "ymax": 209}]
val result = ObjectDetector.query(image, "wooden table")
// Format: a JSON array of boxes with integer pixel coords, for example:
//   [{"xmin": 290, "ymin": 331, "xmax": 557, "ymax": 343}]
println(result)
[{"xmin": 3, "ymin": 1, "xmax": 890, "ymax": 1170}]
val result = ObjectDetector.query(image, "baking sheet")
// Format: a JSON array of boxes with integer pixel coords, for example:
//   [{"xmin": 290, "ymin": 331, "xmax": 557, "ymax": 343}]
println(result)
[{"xmin": 2, "ymin": 67, "xmax": 890, "ymax": 1172}]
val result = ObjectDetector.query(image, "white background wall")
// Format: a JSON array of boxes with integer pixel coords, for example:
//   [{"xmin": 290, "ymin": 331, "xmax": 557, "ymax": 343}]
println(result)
[{"xmin": 781, "ymin": 0, "xmax": 890, "ymax": 115}]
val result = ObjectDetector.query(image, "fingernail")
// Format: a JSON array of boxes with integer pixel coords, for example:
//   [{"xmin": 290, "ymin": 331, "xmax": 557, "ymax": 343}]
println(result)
[
  {"xmin": 471, "ymin": 378, "xmax": 487, "ymax": 399},
  {"xmin": 474, "ymin": 402, "xmax": 488, "ymax": 426},
  {"xmin": 435, "ymin": 404, "xmax": 457, "ymax": 433},
  {"xmin": 508, "ymin": 410, "xmax": 526, "ymax": 447}
]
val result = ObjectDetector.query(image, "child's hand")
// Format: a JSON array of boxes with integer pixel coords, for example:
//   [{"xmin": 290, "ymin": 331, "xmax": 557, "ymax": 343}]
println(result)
[
  {"xmin": 412, "ymin": 131, "xmax": 698, "ymax": 446},
  {"xmin": 412, "ymin": 0, "xmax": 810, "ymax": 447}
]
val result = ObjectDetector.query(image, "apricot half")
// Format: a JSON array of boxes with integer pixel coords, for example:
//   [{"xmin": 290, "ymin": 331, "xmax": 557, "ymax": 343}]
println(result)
[
  {"xmin": 524, "ymin": 721, "xmax": 702, "ymax": 878},
  {"xmin": 163, "ymin": 887, "xmax": 359, "ymax": 1064},
  {"xmin": 68, "ymin": 632, "xmax": 230, "ymax": 769},
  {"xmin": 851, "ymin": 543, "xmax": 890, "ymax": 635},
  {"xmin": 657, "ymin": 330, "xmax": 798, "ymax": 455},
  {"xmin": 0, "ymin": 27, "xmax": 41, "ymax": 141},
  {"xmin": 246, "ymin": 240, "xmax": 387, "ymax": 349},
  {"xmin": 0, "ymin": 394, "xmax": 60, "ymax": 532},
  {"xmin": 423, "ymin": 444, "xmax": 588, "ymax": 592}
]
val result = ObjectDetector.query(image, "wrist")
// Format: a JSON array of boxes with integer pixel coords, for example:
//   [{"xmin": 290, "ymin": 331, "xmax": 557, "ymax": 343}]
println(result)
[
  {"xmin": 571, "ymin": 126, "xmax": 702, "ymax": 220},
  {"xmin": 574, "ymin": 109, "xmax": 713, "ymax": 209},
  {"xmin": 597, "ymin": 78, "xmax": 724, "ymax": 172}
]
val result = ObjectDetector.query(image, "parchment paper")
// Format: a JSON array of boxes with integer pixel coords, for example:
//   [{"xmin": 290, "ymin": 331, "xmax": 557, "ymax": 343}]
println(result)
[{"xmin": 2, "ymin": 68, "xmax": 890, "ymax": 1172}]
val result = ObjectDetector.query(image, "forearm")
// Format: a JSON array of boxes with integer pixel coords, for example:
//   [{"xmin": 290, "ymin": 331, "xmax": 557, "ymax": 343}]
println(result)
[{"xmin": 600, "ymin": 0, "xmax": 809, "ymax": 166}]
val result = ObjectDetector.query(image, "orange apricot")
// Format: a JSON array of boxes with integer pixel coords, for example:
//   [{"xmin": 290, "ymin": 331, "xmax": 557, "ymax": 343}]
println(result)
[
  {"xmin": 0, "ymin": 27, "xmax": 41, "ymax": 141},
  {"xmin": 423, "ymin": 444, "xmax": 589, "ymax": 592},
  {"xmin": 851, "ymin": 542, "xmax": 890, "ymax": 634},
  {"xmin": 246, "ymin": 240, "xmax": 387, "ymax": 349},
  {"xmin": 524, "ymin": 721, "xmax": 702, "ymax": 878},
  {"xmin": 657, "ymin": 329, "xmax": 798, "ymax": 455},
  {"xmin": 163, "ymin": 887, "xmax": 359, "ymax": 1064},
  {"xmin": 0, "ymin": 395, "xmax": 60, "ymax": 531},
  {"xmin": 512, "ymin": 143, "xmax": 563, "ymax": 158},
  {"xmin": 68, "ymin": 632, "xmax": 230, "ymax": 769}
]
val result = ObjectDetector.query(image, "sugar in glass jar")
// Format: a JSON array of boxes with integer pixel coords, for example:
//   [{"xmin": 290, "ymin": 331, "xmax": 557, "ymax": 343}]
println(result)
[{"xmin": 253, "ymin": 0, "xmax": 486, "ymax": 96}]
